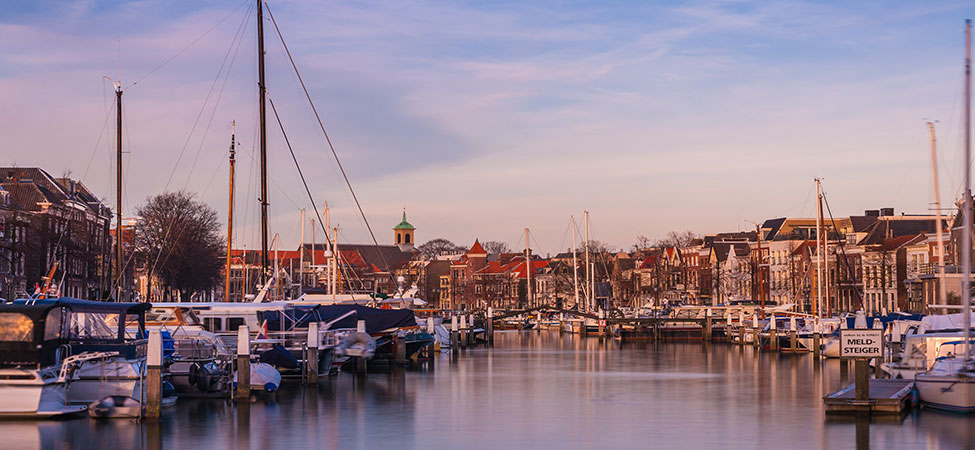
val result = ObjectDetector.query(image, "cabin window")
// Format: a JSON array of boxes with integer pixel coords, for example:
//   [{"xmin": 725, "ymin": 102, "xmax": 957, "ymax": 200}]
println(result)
[
  {"xmin": 0, "ymin": 313, "xmax": 34, "ymax": 342},
  {"xmin": 226, "ymin": 318, "xmax": 245, "ymax": 331},
  {"xmin": 69, "ymin": 312, "xmax": 121, "ymax": 340},
  {"xmin": 44, "ymin": 308, "xmax": 63, "ymax": 340},
  {"xmin": 204, "ymin": 317, "xmax": 223, "ymax": 332}
]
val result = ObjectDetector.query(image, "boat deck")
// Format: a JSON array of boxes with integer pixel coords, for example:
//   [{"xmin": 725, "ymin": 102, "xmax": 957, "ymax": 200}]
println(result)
[{"xmin": 823, "ymin": 379, "xmax": 914, "ymax": 415}]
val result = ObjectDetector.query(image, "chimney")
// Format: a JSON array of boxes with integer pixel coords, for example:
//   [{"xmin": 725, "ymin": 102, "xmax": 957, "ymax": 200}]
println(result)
[
  {"xmin": 880, "ymin": 207, "xmax": 894, "ymax": 217},
  {"xmin": 865, "ymin": 210, "xmax": 880, "ymax": 217}
]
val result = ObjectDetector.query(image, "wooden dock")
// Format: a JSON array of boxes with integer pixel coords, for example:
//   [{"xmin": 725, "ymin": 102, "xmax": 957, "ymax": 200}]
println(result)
[{"xmin": 823, "ymin": 379, "xmax": 915, "ymax": 415}]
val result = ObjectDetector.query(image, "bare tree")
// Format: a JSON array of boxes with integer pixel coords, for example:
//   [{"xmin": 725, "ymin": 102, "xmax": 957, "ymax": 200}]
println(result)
[
  {"xmin": 136, "ymin": 191, "xmax": 223, "ymax": 301},
  {"xmin": 655, "ymin": 230, "xmax": 698, "ymax": 248},
  {"xmin": 417, "ymin": 238, "xmax": 465, "ymax": 259},
  {"xmin": 482, "ymin": 240, "xmax": 511, "ymax": 254},
  {"xmin": 631, "ymin": 235, "xmax": 653, "ymax": 254}
]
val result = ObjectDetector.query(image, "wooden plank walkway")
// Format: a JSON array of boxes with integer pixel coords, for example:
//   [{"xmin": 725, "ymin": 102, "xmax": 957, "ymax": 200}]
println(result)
[{"xmin": 824, "ymin": 379, "xmax": 914, "ymax": 415}]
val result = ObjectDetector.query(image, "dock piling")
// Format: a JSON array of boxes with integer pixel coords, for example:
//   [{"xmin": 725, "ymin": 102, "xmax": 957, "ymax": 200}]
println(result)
[
  {"xmin": 450, "ymin": 316, "xmax": 459, "ymax": 356},
  {"xmin": 460, "ymin": 315, "xmax": 468, "ymax": 348},
  {"xmin": 356, "ymin": 320, "xmax": 367, "ymax": 375},
  {"xmin": 487, "ymin": 308, "xmax": 495, "ymax": 343},
  {"xmin": 145, "ymin": 330, "xmax": 162, "ymax": 420},
  {"xmin": 236, "ymin": 325, "xmax": 251, "ymax": 402},
  {"xmin": 306, "ymin": 322, "xmax": 319, "ymax": 384}
]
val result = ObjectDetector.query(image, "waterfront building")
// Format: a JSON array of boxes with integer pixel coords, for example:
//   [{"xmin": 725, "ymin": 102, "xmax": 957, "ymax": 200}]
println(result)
[{"xmin": 0, "ymin": 167, "xmax": 112, "ymax": 300}]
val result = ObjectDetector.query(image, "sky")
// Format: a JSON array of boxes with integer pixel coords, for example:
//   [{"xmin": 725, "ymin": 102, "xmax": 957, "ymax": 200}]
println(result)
[{"xmin": 1, "ymin": 0, "xmax": 974, "ymax": 255}]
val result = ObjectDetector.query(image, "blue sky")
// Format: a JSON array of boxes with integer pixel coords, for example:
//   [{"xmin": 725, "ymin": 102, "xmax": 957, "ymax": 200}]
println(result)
[{"xmin": 1, "ymin": 0, "xmax": 973, "ymax": 253}]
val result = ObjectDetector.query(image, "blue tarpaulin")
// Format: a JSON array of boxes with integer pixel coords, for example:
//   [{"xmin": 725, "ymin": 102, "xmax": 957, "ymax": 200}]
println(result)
[{"xmin": 264, "ymin": 305, "xmax": 416, "ymax": 334}]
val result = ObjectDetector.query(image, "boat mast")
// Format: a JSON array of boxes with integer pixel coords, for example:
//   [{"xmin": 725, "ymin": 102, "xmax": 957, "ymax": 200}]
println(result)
[
  {"xmin": 257, "ymin": 0, "xmax": 270, "ymax": 286},
  {"xmin": 927, "ymin": 121, "xmax": 949, "ymax": 308},
  {"xmin": 525, "ymin": 227, "xmax": 533, "ymax": 308},
  {"xmin": 225, "ymin": 121, "xmax": 236, "ymax": 302},
  {"xmin": 572, "ymin": 216, "xmax": 579, "ymax": 309},
  {"xmin": 963, "ymin": 19, "xmax": 972, "ymax": 360},
  {"xmin": 299, "ymin": 208, "xmax": 305, "ymax": 295},
  {"xmin": 115, "ymin": 83, "xmax": 124, "ymax": 301},
  {"xmin": 814, "ymin": 178, "xmax": 823, "ymax": 317},
  {"xmin": 584, "ymin": 210, "xmax": 591, "ymax": 311}
]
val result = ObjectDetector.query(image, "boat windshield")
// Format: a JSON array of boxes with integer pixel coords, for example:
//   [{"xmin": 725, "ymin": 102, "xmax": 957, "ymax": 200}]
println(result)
[
  {"xmin": 0, "ymin": 312, "xmax": 34, "ymax": 342},
  {"xmin": 69, "ymin": 312, "xmax": 120, "ymax": 340}
]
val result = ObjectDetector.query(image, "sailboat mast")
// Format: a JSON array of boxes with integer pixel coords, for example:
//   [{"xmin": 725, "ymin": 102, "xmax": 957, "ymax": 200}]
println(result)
[
  {"xmin": 962, "ymin": 19, "xmax": 972, "ymax": 358},
  {"xmin": 572, "ymin": 216, "xmax": 579, "ymax": 308},
  {"xmin": 115, "ymin": 83, "xmax": 124, "ymax": 301},
  {"xmin": 525, "ymin": 227, "xmax": 533, "ymax": 308},
  {"xmin": 814, "ymin": 178, "xmax": 823, "ymax": 317},
  {"xmin": 225, "ymin": 122, "xmax": 236, "ymax": 302},
  {"xmin": 299, "ymin": 209, "xmax": 305, "ymax": 295},
  {"xmin": 257, "ymin": 0, "xmax": 270, "ymax": 285},
  {"xmin": 584, "ymin": 210, "xmax": 591, "ymax": 311},
  {"xmin": 927, "ymin": 121, "xmax": 949, "ymax": 308}
]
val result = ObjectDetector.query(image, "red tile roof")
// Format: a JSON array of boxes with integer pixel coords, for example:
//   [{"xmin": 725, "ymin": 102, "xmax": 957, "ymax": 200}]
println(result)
[{"xmin": 468, "ymin": 239, "xmax": 487, "ymax": 255}]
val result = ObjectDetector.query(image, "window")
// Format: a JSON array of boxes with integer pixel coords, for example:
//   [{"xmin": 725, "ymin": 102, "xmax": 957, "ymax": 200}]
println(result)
[
  {"xmin": 226, "ymin": 318, "xmax": 245, "ymax": 331},
  {"xmin": 204, "ymin": 317, "xmax": 222, "ymax": 331},
  {"xmin": 0, "ymin": 313, "xmax": 33, "ymax": 342},
  {"xmin": 405, "ymin": 234, "xmax": 411, "ymax": 244}
]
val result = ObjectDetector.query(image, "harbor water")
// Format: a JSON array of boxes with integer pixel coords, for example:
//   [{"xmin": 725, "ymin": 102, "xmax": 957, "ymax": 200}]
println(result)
[{"xmin": 6, "ymin": 331, "xmax": 975, "ymax": 450}]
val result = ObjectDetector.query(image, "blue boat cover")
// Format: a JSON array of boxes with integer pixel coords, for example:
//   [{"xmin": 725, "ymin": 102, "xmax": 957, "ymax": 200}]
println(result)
[{"xmin": 264, "ymin": 305, "xmax": 416, "ymax": 334}]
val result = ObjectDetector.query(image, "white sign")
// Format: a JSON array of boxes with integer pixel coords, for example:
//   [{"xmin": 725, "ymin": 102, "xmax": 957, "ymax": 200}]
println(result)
[
  {"xmin": 839, "ymin": 329, "xmax": 883, "ymax": 359},
  {"xmin": 598, "ymin": 319, "xmax": 607, "ymax": 327}
]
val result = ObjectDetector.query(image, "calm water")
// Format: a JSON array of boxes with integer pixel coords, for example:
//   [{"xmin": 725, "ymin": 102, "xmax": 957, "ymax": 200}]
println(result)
[{"xmin": 6, "ymin": 332, "xmax": 975, "ymax": 450}]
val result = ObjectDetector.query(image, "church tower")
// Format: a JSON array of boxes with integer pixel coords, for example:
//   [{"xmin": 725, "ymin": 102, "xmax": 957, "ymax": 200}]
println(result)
[{"xmin": 394, "ymin": 209, "xmax": 416, "ymax": 251}]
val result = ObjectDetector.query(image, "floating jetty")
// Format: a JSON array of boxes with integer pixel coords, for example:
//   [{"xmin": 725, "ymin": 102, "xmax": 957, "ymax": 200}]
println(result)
[{"xmin": 824, "ymin": 379, "xmax": 915, "ymax": 415}]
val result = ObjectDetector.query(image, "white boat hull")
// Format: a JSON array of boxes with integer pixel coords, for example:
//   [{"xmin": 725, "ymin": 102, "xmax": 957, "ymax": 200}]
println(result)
[
  {"xmin": 916, "ymin": 375, "xmax": 975, "ymax": 412},
  {"xmin": 65, "ymin": 357, "xmax": 144, "ymax": 405},
  {"xmin": 0, "ymin": 369, "xmax": 86, "ymax": 418}
]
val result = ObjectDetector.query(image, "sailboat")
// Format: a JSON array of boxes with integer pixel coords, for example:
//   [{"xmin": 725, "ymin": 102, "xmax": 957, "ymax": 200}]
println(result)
[{"xmin": 915, "ymin": 20, "xmax": 975, "ymax": 412}]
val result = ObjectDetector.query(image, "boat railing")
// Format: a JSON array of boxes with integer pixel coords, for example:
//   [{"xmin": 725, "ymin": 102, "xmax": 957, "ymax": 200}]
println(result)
[{"xmin": 173, "ymin": 337, "xmax": 223, "ymax": 361}]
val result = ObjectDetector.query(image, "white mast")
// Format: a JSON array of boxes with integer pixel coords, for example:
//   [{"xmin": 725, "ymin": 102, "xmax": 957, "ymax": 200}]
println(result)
[
  {"xmin": 525, "ymin": 227, "xmax": 533, "ymax": 308},
  {"xmin": 962, "ymin": 19, "xmax": 972, "ymax": 360},
  {"xmin": 585, "ymin": 210, "xmax": 592, "ymax": 311},
  {"xmin": 310, "ymin": 218, "xmax": 316, "ymax": 288},
  {"xmin": 572, "ymin": 216, "xmax": 579, "ymax": 309},
  {"xmin": 928, "ymin": 121, "xmax": 949, "ymax": 308},
  {"xmin": 299, "ymin": 209, "xmax": 305, "ymax": 294},
  {"xmin": 815, "ymin": 178, "xmax": 824, "ymax": 317},
  {"xmin": 332, "ymin": 226, "xmax": 339, "ymax": 301}
]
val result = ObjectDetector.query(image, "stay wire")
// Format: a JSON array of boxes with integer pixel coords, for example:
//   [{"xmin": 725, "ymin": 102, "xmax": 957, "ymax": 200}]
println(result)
[{"xmin": 264, "ymin": 4, "xmax": 394, "ymax": 277}]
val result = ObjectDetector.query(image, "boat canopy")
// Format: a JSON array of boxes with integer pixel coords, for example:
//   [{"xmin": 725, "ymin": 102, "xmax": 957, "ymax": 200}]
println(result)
[
  {"xmin": 0, "ymin": 298, "xmax": 150, "ymax": 368},
  {"xmin": 264, "ymin": 304, "xmax": 416, "ymax": 334}
]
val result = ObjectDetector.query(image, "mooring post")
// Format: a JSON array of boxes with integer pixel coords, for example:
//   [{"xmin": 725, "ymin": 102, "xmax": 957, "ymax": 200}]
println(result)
[
  {"xmin": 236, "ymin": 325, "xmax": 251, "ymax": 401},
  {"xmin": 789, "ymin": 316, "xmax": 797, "ymax": 353},
  {"xmin": 426, "ymin": 316, "xmax": 437, "ymax": 367},
  {"xmin": 395, "ymin": 332, "xmax": 407, "ymax": 364},
  {"xmin": 813, "ymin": 332, "xmax": 821, "ymax": 358},
  {"xmin": 451, "ymin": 316, "xmax": 459, "ymax": 356},
  {"xmin": 145, "ymin": 330, "xmax": 162, "ymax": 420},
  {"xmin": 597, "ymin": 310, "xmax": 605, "ymax": 338},
  {"xmin": 840, "ymin": 359, "xmax": 849, "ymax": 384},
  {"xmin": 752, "ymin": 315, "xmax": 760, "ymax": 348},
  {"xmin": 702, "ymin": 308, "xmax": 712, "ymax": 342},
  {"xmin": 469, "ymin": 314, "xmax": 476, "ymax": 345},
  {"xmin": 769, "ymin": 314, "xmax": 777, "ymax": 351},
  {"xmin": 460, "ymin": 315, "xmax": 468, "ymax": 348},
  {"xmin": 354, "ymin": 320, "xmax": 368, "ymax": 375},
  {"xmin": 487, "ymin": 307, "xmax": 495, "ymax": 343},
  {"xmin": 854, "ymin": 359, "xmax": 870, "ymax": 401},
  {"xmin": 653, "ymin": 320, "xmax": 660, "ymax": 341},
  {"xmin": 306, "ymin": 321, "xmax": 319, "ymax": 384}
]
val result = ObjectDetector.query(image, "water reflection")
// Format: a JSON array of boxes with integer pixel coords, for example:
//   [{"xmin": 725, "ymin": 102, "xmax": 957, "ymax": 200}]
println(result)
[{"xmin": 3, "ymin": 331, "xmax": 975, "ymax": 449}]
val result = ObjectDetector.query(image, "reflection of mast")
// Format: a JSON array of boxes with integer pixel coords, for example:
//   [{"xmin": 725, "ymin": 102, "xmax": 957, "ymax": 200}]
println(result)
[
  {"xmin": 225, "ymin": 122, "xmax": 236, "ymax": 302},
  {"xmin": 927, "ymin": 122, "xmax": 949, "ymax": 308}
]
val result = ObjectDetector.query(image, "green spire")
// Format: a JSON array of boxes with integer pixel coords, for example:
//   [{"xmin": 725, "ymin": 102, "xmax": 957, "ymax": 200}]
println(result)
[{"xmin": 394, "ymin": 209, "xmax": 415, "ymax": 230}]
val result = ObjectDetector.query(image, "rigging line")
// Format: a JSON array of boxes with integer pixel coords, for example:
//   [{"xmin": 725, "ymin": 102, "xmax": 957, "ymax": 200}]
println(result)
[
  {"xmin": 233, "ymin": 137, "xmax": 302, "ymax": 210},
  {"xmin": 124, "ymin": 0, "xmax": 250, "ymax": 90},
  {"xmin": 146, "ymin": 6, "xmax": 252, "ymax": 281},
  {"xmin": 821, "ymin": 187, "xmax": 863, "ymax": 308},
  {"xmin": 181, "ymin": 8, "xmax": 251, "ymax": 188},
  {"xmin": 161, "ymin": 1, "xmax": 252, "ymax": 193},
  {"xmin": 81, "ymin": 100, "xmax": 116, "ymax": 181},
  {"xmin": 266, "ymin": 94, "xmax": 337, "ymax": 250},
  {"xmin": 264, "ymin": 3, "xmax": 389, "ymax": 271}
]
